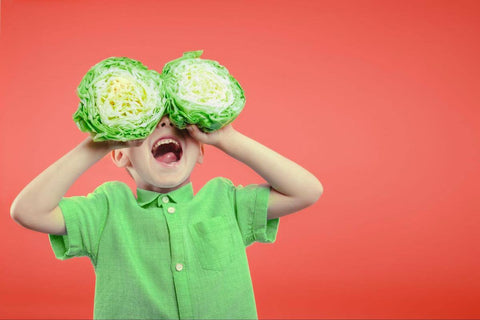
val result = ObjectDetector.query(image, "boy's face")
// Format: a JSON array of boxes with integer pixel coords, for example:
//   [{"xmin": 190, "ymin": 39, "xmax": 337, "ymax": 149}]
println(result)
[{"xmin": 112, "ymin": 116, "xmax": 204, "ymax": 193}]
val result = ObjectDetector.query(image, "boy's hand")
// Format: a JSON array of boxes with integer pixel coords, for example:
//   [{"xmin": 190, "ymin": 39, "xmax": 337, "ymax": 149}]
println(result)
[
  {"xmin": 86, "ymin": 136, "xmax": 145, "ymax": 151},
  {"xmin": 102, "ymin": 138, "xmax": 145, "ymax": 150},
  {"xmin": 186, "ymin": 124, "xmax": 236, "ymax": 148}
]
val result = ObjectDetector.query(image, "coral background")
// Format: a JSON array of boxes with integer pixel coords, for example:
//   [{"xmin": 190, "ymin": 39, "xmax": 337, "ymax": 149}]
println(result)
[{"xmin": 1, "ymin": 0, "xmax": 479, "ymax": 318}]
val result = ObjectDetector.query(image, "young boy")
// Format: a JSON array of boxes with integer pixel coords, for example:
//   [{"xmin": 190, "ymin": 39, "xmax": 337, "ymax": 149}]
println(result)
[{"xmin": 11, "ymin": 116, "xmax": 323, "ymax": 319}]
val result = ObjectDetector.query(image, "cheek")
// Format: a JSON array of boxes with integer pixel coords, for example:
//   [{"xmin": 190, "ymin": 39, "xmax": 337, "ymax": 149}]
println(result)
[
  {"xmin": 185, "ymin": 145, "xmax": 202, "ymax": 164},
  {"xmin": 184, "ymin": 137, "xmax": 202, "ymax": 156},
  {"xmin": 128, "ymin": 148, "xmax": 150, "ymax": 167}
]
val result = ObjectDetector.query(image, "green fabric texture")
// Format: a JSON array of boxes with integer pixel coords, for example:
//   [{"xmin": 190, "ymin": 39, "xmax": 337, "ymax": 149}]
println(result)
[
  {"xmin": 74, "ymin": 57, "xmax": 167, "ymax": 142},
  {"xmin": 49, "ymin": 177, "xmax": 279, "ymax": 319},
  {"xmin": 162, "ymin": 50, "xmax": 246, "ymax": 132}
]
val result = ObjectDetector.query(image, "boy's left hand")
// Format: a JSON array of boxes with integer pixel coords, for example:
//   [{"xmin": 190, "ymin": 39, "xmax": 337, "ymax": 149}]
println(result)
[{"xmin": 186, "ymin": 124, "xmax": 236, "ymax": 148}]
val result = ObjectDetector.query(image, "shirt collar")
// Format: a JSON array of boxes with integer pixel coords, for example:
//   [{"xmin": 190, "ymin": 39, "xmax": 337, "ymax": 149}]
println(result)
[{"xmin": 136, "ymin": 182, "xmax": 194, "ymax": 207}]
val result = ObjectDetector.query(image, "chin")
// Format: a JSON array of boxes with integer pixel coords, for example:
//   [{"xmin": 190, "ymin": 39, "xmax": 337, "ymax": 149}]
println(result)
[
  {"xmin": 144, "ymin": 174, "xmax": 191, "ymax": 192},
  {"xmin": 158, "ymin": 179, "xmax": 188, "ymax": 189}
]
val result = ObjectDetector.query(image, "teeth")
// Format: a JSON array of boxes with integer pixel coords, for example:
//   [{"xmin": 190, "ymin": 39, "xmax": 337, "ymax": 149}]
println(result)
[{"xmin": 152, "ymin": 138, "xmax": 179, "ymax": 150}]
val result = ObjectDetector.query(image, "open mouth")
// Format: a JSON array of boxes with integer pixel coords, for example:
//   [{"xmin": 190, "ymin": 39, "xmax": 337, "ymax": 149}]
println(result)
[{"xmin": 151, "ymin": 137, "xmax": 183, "ymax": 164}]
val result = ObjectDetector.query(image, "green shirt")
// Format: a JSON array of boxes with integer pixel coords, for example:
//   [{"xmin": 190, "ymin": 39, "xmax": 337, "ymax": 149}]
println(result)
[{"xmin": 49, "ymin": 177, "xmax": 280, "ymax": 319}]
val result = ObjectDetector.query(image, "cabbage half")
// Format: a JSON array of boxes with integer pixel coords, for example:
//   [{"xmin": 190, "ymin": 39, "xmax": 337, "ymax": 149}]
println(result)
[
  {"xmin": 162, "ymin": 50, "xmax": 245, "ymax": 132},
  {"xmin": 74, "ymin": 57, "xmax": 166, "ymax": 141}
]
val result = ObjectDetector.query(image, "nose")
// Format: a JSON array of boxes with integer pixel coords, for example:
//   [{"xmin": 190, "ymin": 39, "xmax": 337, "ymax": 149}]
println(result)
[{"xmin": 157, "ymin": 116, "xmax": 175, "ymax": 128}]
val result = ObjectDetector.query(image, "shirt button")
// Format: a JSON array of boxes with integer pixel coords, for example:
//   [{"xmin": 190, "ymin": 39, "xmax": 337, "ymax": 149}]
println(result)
[
  {"xmin": 167, "ymin": 207, "xmax": 176, "ymax": 214},
  {"xmin": 175, "ymin": 263, "xmax": 184, "ymax": 271},
  {"xmin": 161, "ymin": 196, "xmax": 169, "ymax": 204}
]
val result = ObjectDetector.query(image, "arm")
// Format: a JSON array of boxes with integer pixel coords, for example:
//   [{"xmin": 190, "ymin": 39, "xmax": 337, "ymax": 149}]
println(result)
[
  {"xmin": 10, "ymin": 137, "xmax": 139, "ymax": 235},
  {"xmin": 187, "ymin": 125, "xmax": 323, "ymax": 219}
]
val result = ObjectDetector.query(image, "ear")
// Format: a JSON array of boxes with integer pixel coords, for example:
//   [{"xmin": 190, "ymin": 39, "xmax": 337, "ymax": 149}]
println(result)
[
  {"xmin": 111, "ymin": 149, "xmax": 131, "ymax": 168},
  {"xmin": 196, "ymin": 144, "xmax": 205, "ymax": 164}
]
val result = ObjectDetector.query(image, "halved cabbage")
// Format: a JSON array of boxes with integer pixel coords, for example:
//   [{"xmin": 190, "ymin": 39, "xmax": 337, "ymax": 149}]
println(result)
[
  {"xmin": 162, "ymin": 50, "xmax": 245, "ymax": 132},
  {"xmin": 74, "ymin": 57, "xmax": 166, "ymax": 141}
]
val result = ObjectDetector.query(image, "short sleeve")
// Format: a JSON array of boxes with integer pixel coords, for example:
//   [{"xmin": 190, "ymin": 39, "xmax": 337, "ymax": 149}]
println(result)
[
  {"xmin": 48, "ymin": 187, "xmax": 108, "ymax": 262},
  {"xmin": 232, "ymin": 183, "xmax": 280, "ymax": 247}
]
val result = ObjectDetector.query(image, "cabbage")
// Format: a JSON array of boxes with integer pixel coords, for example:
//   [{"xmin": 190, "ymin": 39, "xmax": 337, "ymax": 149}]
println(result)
[
  {"xmin": 73, "ymin": 57, "xmax": 167, "ymax": 141},
  {"xmin": 162, "ymin": 50, "xmax": 246, "ymax": 132}
]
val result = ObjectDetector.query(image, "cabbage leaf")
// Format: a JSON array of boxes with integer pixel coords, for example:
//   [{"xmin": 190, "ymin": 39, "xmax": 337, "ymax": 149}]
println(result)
[
  {"xmin": 74, "ymin": 57, "xmax": 166, "ymax": 141},
  {"xmin": 162, "ymin": 50, "xmax": 245, "ymax": 132}
]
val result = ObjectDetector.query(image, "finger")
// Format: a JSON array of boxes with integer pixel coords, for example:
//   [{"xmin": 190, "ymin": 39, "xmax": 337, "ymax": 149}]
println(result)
[
  {"xmin": 186, "ymin": 125, "xmax": 201, "ymax": 136},
  {"xmin": 188, "ymin": 125, "xmax": 210, "ymax": 142},
  {"xmin": 128, "ymin": 139, "xmax": 145, "ymax": 147}
]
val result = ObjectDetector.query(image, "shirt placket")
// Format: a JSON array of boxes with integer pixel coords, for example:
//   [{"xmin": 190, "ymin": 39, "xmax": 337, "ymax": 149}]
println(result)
[{"xmin": 159, "ymin": 195, "xmax": 193, "ymax": 319}]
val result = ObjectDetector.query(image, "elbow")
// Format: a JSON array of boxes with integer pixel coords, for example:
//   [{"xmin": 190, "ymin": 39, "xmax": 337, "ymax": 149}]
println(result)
[
  {"xmin": 10, "ymin": 198, "xmax": 31, "ymax": 226},
  {"xmin": 10, "ymin": 199, "xmax": 23, "ymax": 224},
  {"xmin": 10, "ymin": 200, "xmax": 37, "ymax": 230},
  {"xmin": 311, "ymin": 178, "xmax": 324, "ymax": 203},
  {"xmin": 301, "ymin": 177, "xmax": 324, "ymax": 208}
]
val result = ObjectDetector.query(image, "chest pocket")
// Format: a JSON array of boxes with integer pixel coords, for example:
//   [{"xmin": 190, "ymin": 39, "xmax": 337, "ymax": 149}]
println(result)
[{"xmin": 189, "ymin": 215, "xmax": 235, "ymax": 271}]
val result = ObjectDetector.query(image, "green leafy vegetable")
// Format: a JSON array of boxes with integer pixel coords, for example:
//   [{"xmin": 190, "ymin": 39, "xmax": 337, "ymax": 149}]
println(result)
[
  {"xmin": 162, "ymin": 50, "xmax": 246, "ymax": 132},
  {"xmin": 74, "ymin": 57, "xmax": 166, "ymax": 141}
]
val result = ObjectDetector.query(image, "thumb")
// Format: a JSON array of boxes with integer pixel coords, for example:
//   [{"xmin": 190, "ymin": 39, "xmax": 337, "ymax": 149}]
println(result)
[
  {"xmin": 187, "ymin": 124, "xmax": 201, "ymax": 137},
  {"xmin": 187, "ymin": 125, "xmax": 209, "ymax": 143}
]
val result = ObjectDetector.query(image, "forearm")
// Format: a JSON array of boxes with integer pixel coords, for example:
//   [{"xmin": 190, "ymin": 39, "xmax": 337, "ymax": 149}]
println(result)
[
  {"xmin": 217, "ymin": 130, "xmax": 323, "ymax": 205},
  {"xmin": 186, "ymin": 124, "xmax": 324, "ymax": 217},
  {"xmin": 11, "ymin": 137, "xmax": 110, "ymax": 218}
]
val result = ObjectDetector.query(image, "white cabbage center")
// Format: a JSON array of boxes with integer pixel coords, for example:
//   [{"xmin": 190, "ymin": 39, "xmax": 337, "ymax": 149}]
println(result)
[
  {"xmin": 175, "ymin": 61, "xmax": 234, "ymax": 111},
  {"xmin": 94, "ymin": 69, "xmax": 160, "ymax": 128}
]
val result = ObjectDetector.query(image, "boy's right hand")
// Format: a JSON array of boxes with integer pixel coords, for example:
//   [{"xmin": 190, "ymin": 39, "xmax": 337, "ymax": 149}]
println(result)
[{"xmin": 85, "ymin": 136, "xmax": 145, "ymax": 151}]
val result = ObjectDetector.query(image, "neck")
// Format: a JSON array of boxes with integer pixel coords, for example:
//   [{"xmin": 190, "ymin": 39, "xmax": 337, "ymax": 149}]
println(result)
[{"xmin": 137, "ymin": 178, "xmax": 191, "ymax": 194}]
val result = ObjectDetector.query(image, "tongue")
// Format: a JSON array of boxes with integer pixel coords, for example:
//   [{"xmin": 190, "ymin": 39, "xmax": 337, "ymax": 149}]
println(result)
[{"xmin": 157, "ymin": 152, "xmax": 177, "ymax": 164}]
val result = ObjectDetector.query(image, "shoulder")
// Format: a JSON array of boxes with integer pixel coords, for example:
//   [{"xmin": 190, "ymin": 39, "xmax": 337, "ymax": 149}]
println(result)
[
  {"xmin": 195, "ymin": 177, "xmax": 236, "ymax": 200},
  {"xmin": 197, "ymin": 177, "xmax": 266, "ymax": 195},
  {"xmin": 201, "ymin": 177, "xmax": 235, "ymax": 190},
  {"xmin": 92, "ymin": 181, "xmax": 135, "ymax": 200}
]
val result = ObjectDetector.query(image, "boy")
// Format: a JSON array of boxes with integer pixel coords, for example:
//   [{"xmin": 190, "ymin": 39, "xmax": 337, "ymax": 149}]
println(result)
[{"xmin": 11, "ymin": 115, "xmax": 323, "ymax": 319}]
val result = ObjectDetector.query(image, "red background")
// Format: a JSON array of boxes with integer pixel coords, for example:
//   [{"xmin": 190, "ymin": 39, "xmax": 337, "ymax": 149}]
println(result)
[{"xmin": 1, "ymin": 0, "xmax": 479, "ymax": 318}]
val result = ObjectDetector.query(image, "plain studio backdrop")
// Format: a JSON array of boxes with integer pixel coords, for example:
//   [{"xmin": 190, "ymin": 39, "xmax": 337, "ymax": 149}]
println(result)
[{"xmin": 1, "ymin": 0, "xmax": 479, "ymax": 318}]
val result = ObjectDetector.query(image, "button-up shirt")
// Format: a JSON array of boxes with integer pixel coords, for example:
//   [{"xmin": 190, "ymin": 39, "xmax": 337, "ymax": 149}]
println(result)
[{"xmin": 49, "ymin": 177, "xmax": 280, "ymax": 319}]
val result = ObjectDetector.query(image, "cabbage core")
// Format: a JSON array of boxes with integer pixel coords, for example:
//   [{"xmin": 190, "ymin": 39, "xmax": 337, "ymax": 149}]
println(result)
[
  {"xmin": 175, "ymin": 61, "xmax": 234, "ymax": 110},
  {"xmin": 95, "ymin": 73, "xmax": 150, "ymax": 126}
]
